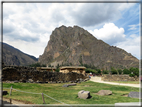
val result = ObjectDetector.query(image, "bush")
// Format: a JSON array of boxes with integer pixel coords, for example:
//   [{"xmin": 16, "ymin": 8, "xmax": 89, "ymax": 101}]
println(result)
[
  {"xmin": 129, "ymin": 67, "xmax": 139, "ymax": 77},
  {"xmin": 118, "ymin": 69, "xmax": 123, "ymax": 74},
  {"xmin": 111, "ymin": 67, "xmax": 117, "ymax": 74},
  {"xmin": 29, "ymin": 63, "xmax": 46, "ymax": 67},
  {"xmin": 103, "ymin": 70, "xmax": 109, "ymax": 74},
  {"xmin": 123, "ymin": 69, "xmax": 130, "ymax": 74},
  {"xmin": 129, "ymin": 74, "xmax": 135, "ymax": 77},
  {"xmin": 55, "ymin": 68, "xmax": 60, "ymax": 72}
]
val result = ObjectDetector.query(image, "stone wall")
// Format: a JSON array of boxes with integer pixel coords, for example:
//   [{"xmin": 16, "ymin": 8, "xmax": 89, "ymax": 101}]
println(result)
[
  {"xmin": 101, "ymin": 74, "xmax": 139, "ymax": 81},
  {"xmin": 60, "ymin": 68, "xmax": 86, "ymax": 75},
  {"xmin": 2, "ymin": 66, "xmax": 88, "ymax": 83}
]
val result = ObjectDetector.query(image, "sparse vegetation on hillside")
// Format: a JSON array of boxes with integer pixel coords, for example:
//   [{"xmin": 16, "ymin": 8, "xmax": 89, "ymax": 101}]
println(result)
[{"xmin": 28, "ymin": 63, "xmax": 46, "ymax": 67}]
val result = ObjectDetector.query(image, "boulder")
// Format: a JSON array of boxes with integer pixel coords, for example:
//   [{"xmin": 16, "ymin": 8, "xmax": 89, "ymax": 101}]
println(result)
[
  {"xmin": 28, "ymin": 79, "xmax": 33, "ymax": 83},
  {"xmin": 97, "ymin": 90, "xmax": 112, "ymax": 96},
  {"xmin": 128, "ymin": 92, "xmax": 140, "ymax": 99},
  {"xmin": 62, "ymin": 84, "xmax": 69, "ymax": 87},
  {"xmin": 78, "ymin": 90, "xmax": 91, "ymax": 99},
  {"xmin": 13, "ymin": 80, "xmax": 19, "ymax": 83},
  {"xmin": 68, "ymin": 83, "xmax": 76, "ymax": 86}
]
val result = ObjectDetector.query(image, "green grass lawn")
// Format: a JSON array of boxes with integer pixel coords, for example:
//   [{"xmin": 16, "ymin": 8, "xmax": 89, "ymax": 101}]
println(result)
[{"xmin": 2, "ymin": 81, "xmax": 140, "ymax": 104}]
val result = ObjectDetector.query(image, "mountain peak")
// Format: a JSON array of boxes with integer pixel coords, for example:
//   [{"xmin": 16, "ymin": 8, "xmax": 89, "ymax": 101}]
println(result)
[{"xmin": 38, "ymin": 25, "xmax": 139, "ymax": 70}]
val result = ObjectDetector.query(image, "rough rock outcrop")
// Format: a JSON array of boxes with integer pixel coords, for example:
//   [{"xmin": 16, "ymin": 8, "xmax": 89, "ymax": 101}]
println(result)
[
  {"xmin": 2, "ymin": 42, "xmax": 37, "ymax": 66},
  {"xmin": 128, "ymin": 92, "xmax": 140, "ymax": 99},
  {"xmin": 97, "ymin": 90, "xmax": 112, "ymax": 96},
  {"xmin": 78, "ymin": 90, "xmax": 91, "ymax": 99},
  {"xmin": 38, "ymin": 25, "xmax": 139, "ymax": 70}
]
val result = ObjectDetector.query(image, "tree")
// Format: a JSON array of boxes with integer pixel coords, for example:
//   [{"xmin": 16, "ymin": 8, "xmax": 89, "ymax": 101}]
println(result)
[
  {"xmin": 103, "ymin": 70, "xmax": 109, "ymax": 74},
  {"xmin": 129, "ymin": 67, "xmax": 139, "ymax": 77},
  {"xmin": 118, "ymin": 69, "xmax": 123, "ymax": 74},
  {"xmin": 29, "ymin": 63, "xmax": 41, "ymax": 67},
  {"xmin": 123, "ymin": 68, "xmax": 130, "ymax": 74},
  {"xmin": 111, "ymin": 67, "xmax": 117, "ymax": 74}
]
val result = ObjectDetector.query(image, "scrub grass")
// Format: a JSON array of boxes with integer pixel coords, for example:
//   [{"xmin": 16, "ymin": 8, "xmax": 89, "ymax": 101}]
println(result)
[{"xmin": 2, "ymin": 81, "xmax": 140, "ymax": 104}]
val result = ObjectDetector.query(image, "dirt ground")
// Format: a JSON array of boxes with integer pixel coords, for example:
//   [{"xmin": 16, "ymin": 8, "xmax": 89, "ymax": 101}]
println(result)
[{"xmin": 90, "ymin": 76, "xmax": 140, "ymax": 88}]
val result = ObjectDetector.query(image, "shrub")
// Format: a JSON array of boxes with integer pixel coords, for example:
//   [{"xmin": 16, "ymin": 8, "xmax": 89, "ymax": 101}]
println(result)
[
  {"xmin": 129, "ymin": 67, "xmax": 139, "ymax": 77},
  {"xmin": 123, "ymin": 69, "xmax": 130, "ymax": 74},
  {"xmin": 103, "ymin": 70, "xmax": 109, "ymax": 74},
  {"xmin": 129, "ymin": 74, "xmax": 135, "ymax": 77},
  {"xmin": 118, "ymin": 69, "xmax": 123, "ymax": 74},
  {"xmin": 111, "ymin": 67, "xmax": 117, "ymax": 74}
]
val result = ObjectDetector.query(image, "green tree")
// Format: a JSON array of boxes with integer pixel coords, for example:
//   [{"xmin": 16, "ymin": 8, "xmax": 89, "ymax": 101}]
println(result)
[
  {"xmin": 29, "ymin": 63, "xmax": 41, "ymax": 67},
  {"xmin": 129, "ymin": 67, "xmax": 139, "ymax": 77},
  {"xmin": 111, "ymin": 67, "xmax": 117, "ymax": 74},
  {"xmin": 123, "ymin": 68, "xmax": 130, "ymax": 74},
  {"xmin": 118, "ymin": 69, "xmax": 123, "ymax": 74},
  {"xmin": 103, "ymin": 70, "xmax": 109, "ymax": 74}
]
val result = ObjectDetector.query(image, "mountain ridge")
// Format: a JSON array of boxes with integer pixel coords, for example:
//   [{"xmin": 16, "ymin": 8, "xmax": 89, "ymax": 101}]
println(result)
[
  {"xmin": 2, "ymin": 42, "xmax": 38, "ymax": 66},
  {"xmin": 37, "ymin": 25, "xmax": 139, "ymax": 70}
]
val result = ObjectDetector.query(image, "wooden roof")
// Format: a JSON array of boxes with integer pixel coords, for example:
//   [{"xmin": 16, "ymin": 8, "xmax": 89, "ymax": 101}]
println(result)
[{"xmin": 59, "ymin": 66, "xmax": 86, "ymax": 70}]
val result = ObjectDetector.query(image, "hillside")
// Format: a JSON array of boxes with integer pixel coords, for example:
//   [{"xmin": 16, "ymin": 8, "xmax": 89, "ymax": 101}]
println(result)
[
  {"xmin": 2, "ymin": 42, "xmax": 38, "ymax": 66},
  {"xmin": 38, "ymin": 25, "xmax": 139, "ymax": 70}
]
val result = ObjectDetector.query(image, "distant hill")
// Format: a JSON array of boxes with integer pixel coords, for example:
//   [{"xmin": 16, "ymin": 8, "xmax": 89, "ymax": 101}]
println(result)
[
  {"xmin": 38, "ymin": 25, "xmax": 139, "ymax": 70},
  {"xmin": 2, "ymin": 42, "xmax": 38, "ymax": 66}
]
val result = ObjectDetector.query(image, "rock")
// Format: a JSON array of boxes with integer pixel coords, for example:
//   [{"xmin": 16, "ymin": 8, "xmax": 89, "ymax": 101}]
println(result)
[
  {"xmin": 28, "ymin": 79, "xmax": 33, "ymax": 83},
  {"xmin": 2, "ymin": 91, "xmax": 8, "ymax": 95},
  {"xmin": 128, "ymin": 92, "xmax": 140, "ymax": 99},
  {"xmin": 57, "ymin": 81, "xmax": 61, "ymax": 83},
  {"xmin": 78, "ymin": 90, "xmax": 91, "ymax": 99},
  {"xmin": 62, "ymin": 84, "xmax": 69, "ymax": 87},
  {"xmin": 97, "ymin": 90, "xmax": 112, "ymax": 96},
  {"xmin": 13, "ymin": 80, "xmax": 19, "ymax": 83},
  {"xmin": 68, "ymin": 83, "xmax": 76, "ymax": 86}
]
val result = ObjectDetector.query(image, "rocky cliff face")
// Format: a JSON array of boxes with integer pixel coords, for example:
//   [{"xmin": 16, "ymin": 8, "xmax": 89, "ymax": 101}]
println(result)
[
  {"xmin": 2, "ymin": 42, "xmax": 38, "ymax": 66},
  {"xmin": 38, "ymin": 25, "xmax": 139, "ymax": 70}
]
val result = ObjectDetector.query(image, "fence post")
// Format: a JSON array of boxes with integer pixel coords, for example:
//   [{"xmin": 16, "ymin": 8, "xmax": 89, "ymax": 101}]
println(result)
[
  {"xmin": 9, "ymin": 86, "xmax": 13, "ymax": 96},
  {"xmin": 10, "ymin": 98, "xmax": 12, "ymax": 104},
  {"xmin": 42, "ymin": 93, "xmax": 45, "ymax": 104}
]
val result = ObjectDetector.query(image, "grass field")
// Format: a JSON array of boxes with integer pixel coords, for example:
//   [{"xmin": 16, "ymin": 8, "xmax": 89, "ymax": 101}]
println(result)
[{"xmin": 3, "ymin": 81, "xmax": 140, "ymax": 104}]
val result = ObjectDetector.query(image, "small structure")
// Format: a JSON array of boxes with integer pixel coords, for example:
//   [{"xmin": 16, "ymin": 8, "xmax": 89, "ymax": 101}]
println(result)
[
  {"xmin": 59, "ymin": 66, "xmax": 86, "ymax": 75},
  {"xmin": 36, "ymin": 67, "xmax": 56, "ymax": 72}
]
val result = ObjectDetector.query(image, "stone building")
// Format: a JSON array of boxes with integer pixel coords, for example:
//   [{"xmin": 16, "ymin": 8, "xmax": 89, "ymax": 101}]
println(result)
[
  {"xmin": 36, "ymin": 67, "xmax": 56, "ymax": 72},
  {"xmin": 59, "ymin": 66, "xmax": 86, "ymax": 75}
]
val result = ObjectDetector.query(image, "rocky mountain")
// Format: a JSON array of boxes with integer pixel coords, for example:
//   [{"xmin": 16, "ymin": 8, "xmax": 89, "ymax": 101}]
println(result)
[
  {"xmin": 2, "ymin": 42, "xmax": 38, "ymax": 66},
  {"xmin": 38, "ymin": 25, "xmax": 139, "ymax": 70}
]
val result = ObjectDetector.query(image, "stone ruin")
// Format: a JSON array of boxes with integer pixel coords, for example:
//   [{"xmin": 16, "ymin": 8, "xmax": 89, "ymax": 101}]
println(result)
[
  {"xmin": 101, "ymin": 74, "xmax": 139, "ymax": 81},
  {"xmin": 2, "ymin": 66, "xmax": 89, "ymax": 83}
]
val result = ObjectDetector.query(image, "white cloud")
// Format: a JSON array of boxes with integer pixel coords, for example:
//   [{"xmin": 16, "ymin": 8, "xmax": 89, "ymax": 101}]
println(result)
[
  {"xmin": 115, "ymin": 34, "xmax": 140, "ymax": 59},
  {"xmin": 88, "ymin": 23, "xmax": 126, "ymax": 45},
  {"xmin": 3, "ymin": 3, "xmax": 138, "ymax": 58},
  {"xmin": 128, "ymin": 24, "xmax": 139, "ymax": 30},
  {"xmin": 88, "ymin": 23, "xmax": 140, "ymax": 59}
]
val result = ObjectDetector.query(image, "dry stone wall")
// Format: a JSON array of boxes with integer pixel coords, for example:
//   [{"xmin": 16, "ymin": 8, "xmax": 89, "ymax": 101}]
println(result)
[
  {"xmin": 102, "ymin": 74, "xmax": 139, "ymax": 81},
  {"xmin": 2, "ymin": 66, "xmax": 88, "ymax": 83}
]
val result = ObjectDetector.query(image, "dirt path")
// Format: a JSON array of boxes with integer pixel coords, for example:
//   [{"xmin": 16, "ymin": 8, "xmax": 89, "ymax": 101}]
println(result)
[
  {"xmin": 90, "ymin": 76, "xmax": 140, "ymax": 88},
  {"xmin": 2, "ymin": 97, "xmax": 26, "ymax": 104}
]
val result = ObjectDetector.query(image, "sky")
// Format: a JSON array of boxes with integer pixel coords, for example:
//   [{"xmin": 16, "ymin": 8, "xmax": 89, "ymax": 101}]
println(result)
[{"xmin": 2, "ymin": 0, "xmax": 141, "ymax": 60}]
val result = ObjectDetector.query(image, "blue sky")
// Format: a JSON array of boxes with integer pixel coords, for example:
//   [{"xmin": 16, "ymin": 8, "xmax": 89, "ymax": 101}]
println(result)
[{"xmin": 3, "ymin": 1, "xmax": 141, "ymax": 59}]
